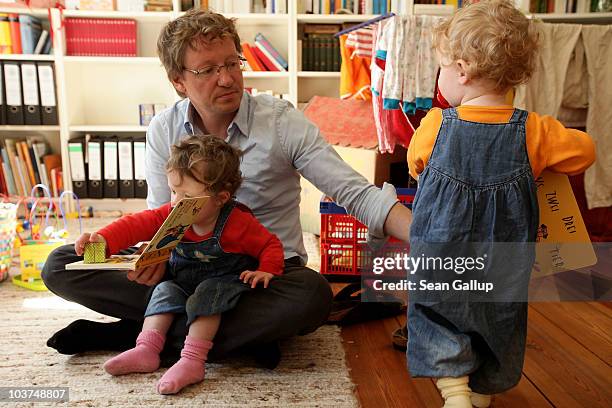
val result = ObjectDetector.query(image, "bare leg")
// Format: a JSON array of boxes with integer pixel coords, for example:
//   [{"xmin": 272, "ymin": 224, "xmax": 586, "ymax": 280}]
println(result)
[
  {"xmin": 157, "ymin": 315, "xmax": 218, "ymax": 395},
  {"xmin": 103, "ymin": 313, "xmax": 173, "ymax": 376}
]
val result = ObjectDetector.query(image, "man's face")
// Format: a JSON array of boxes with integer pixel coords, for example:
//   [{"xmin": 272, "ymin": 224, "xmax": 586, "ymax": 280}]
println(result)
[{"xmin": 172, "ymin": 37, "xmax": 244, "ymax": 118}]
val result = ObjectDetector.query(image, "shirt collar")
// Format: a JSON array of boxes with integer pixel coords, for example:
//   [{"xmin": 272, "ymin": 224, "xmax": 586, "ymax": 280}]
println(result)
[{"xmin": 182, "ymin": 91, "xmax": 252, "ymax": 138}]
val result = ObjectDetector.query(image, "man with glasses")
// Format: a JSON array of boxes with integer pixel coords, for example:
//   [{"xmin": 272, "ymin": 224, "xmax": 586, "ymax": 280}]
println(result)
[{"xmin": 42, "ymin": 9, "xmax": 412, "ymax": 368}]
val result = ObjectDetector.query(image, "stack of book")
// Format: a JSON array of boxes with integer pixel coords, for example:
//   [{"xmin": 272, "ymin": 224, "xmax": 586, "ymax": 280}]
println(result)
[
  {"xmin": 0, "ymin": 14, "xmax": 52, "ymax": 55},
  {"xmin": 65, "ymin": 18, "xmax": 137, "ymax": 57},
  {"xmin": 0, "ymin": 139, "xmax": 63, "ymax": 198},
  {"xmin": 300, "ymin": 24, "xmax": 341, "ymax": 72},
  {"xmin": 241, "ymin": 33, "xmax": 288, "ymax": 72}
]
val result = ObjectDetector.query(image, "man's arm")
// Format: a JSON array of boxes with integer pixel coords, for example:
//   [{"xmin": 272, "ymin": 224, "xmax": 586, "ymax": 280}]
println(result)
[
  {"xmin": 145, "ymin": 116, "xmax": 172, "ymax": 209},
  {"xmin": 279, "ymin": 106, "xmax": 402, "ymax": 239}
]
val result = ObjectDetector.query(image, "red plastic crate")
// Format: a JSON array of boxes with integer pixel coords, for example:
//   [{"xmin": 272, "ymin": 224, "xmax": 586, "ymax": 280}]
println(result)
[{"xmin": 319, "ymin": 188, "xmax": 415, "ymax": 277}]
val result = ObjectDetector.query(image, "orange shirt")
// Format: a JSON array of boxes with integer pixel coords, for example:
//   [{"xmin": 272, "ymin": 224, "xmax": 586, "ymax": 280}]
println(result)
[{"xmin": 407, "ymin": 106, "xmax": 596, "ymax": 180}]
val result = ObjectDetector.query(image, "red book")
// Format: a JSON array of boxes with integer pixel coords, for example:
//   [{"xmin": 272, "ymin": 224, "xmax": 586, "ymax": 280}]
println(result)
[
  {"xmin": 242, "ymin": 43, "xmax": 263, "ymax": 71},
  {"xmin": 8, "ymin": 14, "xmax": 21, "ymax": 54},
  {"xmin": 251, "ymin": 46, "xmax": 278, "ymax": 71}
]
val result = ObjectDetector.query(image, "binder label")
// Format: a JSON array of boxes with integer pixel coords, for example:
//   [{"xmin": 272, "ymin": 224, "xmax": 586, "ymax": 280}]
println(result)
[
  {"xmin": 68, "ymin": 143, "xmax": 86, "ymax": 181},
  {"xmin": 103, "ymin": 141, "xmax": 118, "ymax": 179},
  {"xmin": 133, "ymin": 141, "xmax": 146, "ymax": 180},
  {"xmin": 4, "ymin": 64, "xmax": 22, "ymax": 106},
  {"xmin": 21, "ymin": 64, "xmax": 39, "ymax": 106},
  {"xmin": 88, "ymin": 142, "xmax": 102, "ymax": 180},
  {"xmin": 38, "ymin": 65, "xmax": 57, "ymax": 107},
  {"xmin": 118, "ymin": 141, "xmax": 133, "ymax": 179}
]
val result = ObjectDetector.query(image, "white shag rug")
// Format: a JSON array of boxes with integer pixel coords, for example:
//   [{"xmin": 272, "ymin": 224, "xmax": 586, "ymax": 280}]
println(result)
[{"xmin": 0, "ymin": 284, "xmax": 357, "ymax": 407}]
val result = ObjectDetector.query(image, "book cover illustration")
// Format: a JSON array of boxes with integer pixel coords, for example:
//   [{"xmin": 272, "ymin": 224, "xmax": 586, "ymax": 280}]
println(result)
[
  {"xmin": 533, "ymin": 170, "xmax": 596, "ymax": 277},
  {"xmin": 65, "ymin": 196, "xmax": 209, "ymax": 271}
]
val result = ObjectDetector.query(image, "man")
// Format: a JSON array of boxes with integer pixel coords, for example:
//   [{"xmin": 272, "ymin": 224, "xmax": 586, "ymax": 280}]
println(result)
[{"xmin": 42, "ymin": 9, "xmax": 412, "ymax": 367}]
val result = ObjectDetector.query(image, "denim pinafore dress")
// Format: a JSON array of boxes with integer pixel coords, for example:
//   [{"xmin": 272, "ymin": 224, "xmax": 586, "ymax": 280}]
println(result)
[
  {"xmin": 407, "ymin": 108, "xmax": 539, "ymax": 394},
  {"xmin": 145, "ymin": 200, "xmax": 258, "ymax": 326}
]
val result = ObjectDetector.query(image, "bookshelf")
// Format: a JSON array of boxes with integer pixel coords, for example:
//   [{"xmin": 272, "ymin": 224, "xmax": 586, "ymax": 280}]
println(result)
[{"xmin": 0, "ymin": 2, "xmax": 610, "ymax": 211}]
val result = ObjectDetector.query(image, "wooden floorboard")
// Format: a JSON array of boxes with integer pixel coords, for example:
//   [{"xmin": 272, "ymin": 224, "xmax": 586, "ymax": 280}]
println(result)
[
  {"xmin": 522, "ymin": 306, "xmax": 612, "ymax": 408},
  {"xmin": 336, "ymin": 291, "xmax": 610, "ymax": 407},
  {"xmin": 530, "ymin": 302, "xmax": 612, "ymax": 365}
]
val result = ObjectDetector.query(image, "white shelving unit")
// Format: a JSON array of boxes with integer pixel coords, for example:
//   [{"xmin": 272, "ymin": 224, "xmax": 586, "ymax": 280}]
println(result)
[{"xmin": 0, "ymin": 3, "xmax": 609, "ymax": 210}]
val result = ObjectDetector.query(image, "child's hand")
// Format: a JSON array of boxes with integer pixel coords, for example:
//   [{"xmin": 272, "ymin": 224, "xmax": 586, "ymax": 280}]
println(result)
[
  {"xmin": 74, "ymin": 232, "xmax": 106, "ymax": 256},
  {"xmin": 240, "ymin": 270, "xmax": 274, "ymax": 288}
]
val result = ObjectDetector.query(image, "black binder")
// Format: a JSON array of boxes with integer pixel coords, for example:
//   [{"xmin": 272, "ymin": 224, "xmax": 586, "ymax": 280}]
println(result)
[
  {"xmin": 118, "ymin": 137, "xmax": 134, "ymax": 198},
  {"xmin": 133, "ymin": 137, "xmax": 147, "ymax": 198},
  {"xmin": 4, "ymin": 61, "xmax": 24, "ymax": 125},
  {"xmin": 103, "ymin": 136, "xmax": 119, "ymax": 198},
  {"xmin": 68, "ymin": 137, "xmax": 88, "ymax": 198},
  {"xmin": 20, "ymin": 62, "xmax": 42, "ymax": 125},
  {"xmin": 86, "ymin": 135, "xmax": 103, "ymax": 198},
  {"xmin": 36, "ymin": 62, "xmax": 58, "ymax": 125}
]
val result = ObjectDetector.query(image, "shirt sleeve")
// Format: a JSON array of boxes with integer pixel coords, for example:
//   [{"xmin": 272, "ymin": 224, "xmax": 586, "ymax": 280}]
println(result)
[
  {"xmin": 407, "ymin": 108, "xmax": 442, "ymax": 179},
  {"xmin": 278, "ymin": 104, "xmax": 397, "ymax": 238},
  {"xmin": 221, "ymin": 208, "xmax": 285, "ymax": 275},
  {"xmin": 525, "ymin": 113, "xmax": 596, "ymax": 178},
  {"xmin": 97, "ymin": 204, "xmax": 171, "ymax": 256},
  {"xmin": 145, "ymin": 115, "xmax": 172, "ymax": 209}
]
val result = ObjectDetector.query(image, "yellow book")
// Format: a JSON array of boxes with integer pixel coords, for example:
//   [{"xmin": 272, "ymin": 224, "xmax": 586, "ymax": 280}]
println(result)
[
  {"xmin": 65, "ymin": 196, "xmax": 210, "ymax": 271},
  {"xmin": 0, "ymin": 13, "xmax": 12, "ymax": 54},
  {"xmin": 533, "ymin": 170, "xmax": 597, "ymax": 277}
]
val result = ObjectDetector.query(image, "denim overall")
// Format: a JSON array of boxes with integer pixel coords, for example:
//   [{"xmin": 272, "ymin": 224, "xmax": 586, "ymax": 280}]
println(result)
[
  {"xmin": 145, "ymin": 200, "xmax": 258, "ymax": 326},
  {"xmin": 407, "ymin": 108, "xmax": 538, "ymax": 394}
]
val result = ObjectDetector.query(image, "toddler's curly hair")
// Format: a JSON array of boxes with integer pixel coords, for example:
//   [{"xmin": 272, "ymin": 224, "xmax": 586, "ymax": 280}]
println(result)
[{"xmin": 433, "ymin": 0, "xmax": 539, "ymax": 92}]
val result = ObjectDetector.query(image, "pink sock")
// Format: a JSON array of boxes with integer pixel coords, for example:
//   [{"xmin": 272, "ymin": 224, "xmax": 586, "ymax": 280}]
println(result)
[
  {"xmin": 103, "ymin": 329, "xmax": 165, "ymax": 376},
  {"xmin": 156, "ymin": 336, "xmax": 213, "ymax": 395}
]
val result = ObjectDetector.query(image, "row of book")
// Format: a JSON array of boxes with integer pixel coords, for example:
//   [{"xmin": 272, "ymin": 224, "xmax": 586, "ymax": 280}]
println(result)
[
  {"xmin": 65, "ymin": 0, "xmax": 172, "ymax": 11},
  {"xmin": 242, "ymin": 33, "xmax": 288, "ymax": 72},
  {"xmin": 528, "ymin": 0, "xmax": 608, "ymax": 13},
  {"xmin": 300, "ymin": 36, "xmax": 341, "ymax": 72},
  {"xmin": 0, "ymin": 14, "xmax": 52, "ymax": 55},
  {"xmin": 0, "ymin": 138, "xmax": 63, "ymax": 198},
  {"xmin": 299, "ymin": 0, "xmax": 398, "ymax": 14},
  {"xmin": 183, "ymin": 0, "xmax": 288, "ymax": 13},
  {"xmin": 65, "ymin": 18, "xmax": 137, "ymax": 57},
  {"xmin": 0, "ymin": 61, "xmax": 59, "ymax": 126},
  {"xmin": 299, "ymin": 24, "xmax": 342, "ymax": 72},
  {"xmin": 68, "ymin": 136, "xmax": 147, "ymax": 199}
]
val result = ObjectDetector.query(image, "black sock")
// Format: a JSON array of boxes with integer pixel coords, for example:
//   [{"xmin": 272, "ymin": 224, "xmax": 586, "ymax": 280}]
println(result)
[
  {"xmin": 252, "ymin": 341, "xmax": 281, "ymax": 370},
  {"xmin": 46, "ymin": 319, "xmax": 141, "ymax": 355}
]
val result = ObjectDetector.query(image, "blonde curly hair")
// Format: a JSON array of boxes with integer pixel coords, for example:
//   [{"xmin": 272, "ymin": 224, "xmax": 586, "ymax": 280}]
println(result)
[{"xmin": 433, "ymin": 0, "xmax": 539, "ymax": 92}]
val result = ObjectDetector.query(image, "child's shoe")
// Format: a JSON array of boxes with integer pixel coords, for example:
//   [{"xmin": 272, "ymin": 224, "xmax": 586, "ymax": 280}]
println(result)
[
  {"xmin": 471, "ymin": 392, "xmax": 492, "ymax": 407},
  {"xmin": 156, "ymin": 336, "xmax": 213, "ymax": 394},
  {"xmin": 103, "ymin": 329, "xmax": 165, "ymax": 375},
  {"xmin": 436, "ymin": 376, "xmax": 472, "ymax": 408}
]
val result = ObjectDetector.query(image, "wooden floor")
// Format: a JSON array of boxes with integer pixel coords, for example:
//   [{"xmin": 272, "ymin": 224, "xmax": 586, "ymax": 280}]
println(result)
[{"xmin": 337, "ymin": 298, "xmax": 612, "ymax": 408}]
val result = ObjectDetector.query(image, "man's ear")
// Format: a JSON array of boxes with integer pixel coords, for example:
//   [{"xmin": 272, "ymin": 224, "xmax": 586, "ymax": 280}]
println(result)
[
  {"xmin": 171, "ymin": 74, "xmax": 187, "ymax": 96},
  {"xmin": 456, "ymin": 59, "xmax": 471, "ymax": 85}
]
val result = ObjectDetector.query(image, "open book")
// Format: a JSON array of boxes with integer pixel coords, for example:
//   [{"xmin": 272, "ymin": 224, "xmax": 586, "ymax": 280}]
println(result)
[{"xmin": 65, "ymin": 196, "xmax": 209, "ymax": 271}]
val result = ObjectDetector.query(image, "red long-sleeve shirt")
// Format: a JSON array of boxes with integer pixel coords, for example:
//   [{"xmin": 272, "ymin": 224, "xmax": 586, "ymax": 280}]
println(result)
[{"xmin": 97, "ymin": 203, "xmax": 285, "ymax": 275}]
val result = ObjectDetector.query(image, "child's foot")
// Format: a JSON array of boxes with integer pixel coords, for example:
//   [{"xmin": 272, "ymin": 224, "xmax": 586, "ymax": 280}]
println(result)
[
  {"xmin": 471, "ymin": 392, "xmax": 492, "ymax": 407},
  {"xmin": 157, "ymin": 337, "xmax": 213, "ymax": 395},
  {"xmin": 436, "ymin": 376, "xmax": 472, "ymax": 408},
  {"xmin": 103, "ymin": 329, "xmax": 165, "ymax": 375}
]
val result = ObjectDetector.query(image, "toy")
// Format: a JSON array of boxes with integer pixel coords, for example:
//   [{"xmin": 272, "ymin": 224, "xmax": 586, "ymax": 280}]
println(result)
[{"xmin": 84, "ymin": 242, "xmax": 106, "ymax": 263}]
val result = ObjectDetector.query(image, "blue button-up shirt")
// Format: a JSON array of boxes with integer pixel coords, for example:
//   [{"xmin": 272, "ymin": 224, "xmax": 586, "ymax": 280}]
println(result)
[{"xmin": 145, "ymin": 92, "xmax": 398, "ymax": 262}]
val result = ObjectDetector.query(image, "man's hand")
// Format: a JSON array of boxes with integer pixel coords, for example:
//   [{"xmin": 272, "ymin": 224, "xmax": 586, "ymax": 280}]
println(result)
[
  {"xmin": 240, "ymin": 270, "xmax": 274, "ymax": 288},
  {"xmin": 74, "ymin": 232, "xmax": 106, "ymax": 256},
  {"xmin": 127, "ymin": 262, "xmax": 166, "ymax": 286}
]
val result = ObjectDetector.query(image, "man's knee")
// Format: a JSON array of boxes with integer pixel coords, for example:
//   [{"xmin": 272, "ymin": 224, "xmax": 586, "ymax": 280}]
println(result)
[
  {"xmin": 41, "ymin": 244, "xmax": 76, "ymax": 294},
  {"xmin": 283, "ymin": 268, "xmax": 333, "ymax": 329}
]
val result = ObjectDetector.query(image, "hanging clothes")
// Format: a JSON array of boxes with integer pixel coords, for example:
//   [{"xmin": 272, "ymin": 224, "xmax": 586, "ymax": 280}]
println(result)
[
  {"xmin": 339, "ymin": 32, "xmax": 372, "ymax": 101},
  {"xmin": 515, "ymin": 22, "xmax": 611, "ymax": 209}
]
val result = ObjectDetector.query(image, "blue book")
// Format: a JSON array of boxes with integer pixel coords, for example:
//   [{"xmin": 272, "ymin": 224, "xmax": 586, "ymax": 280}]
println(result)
[
  {"xmin": 19, "ymin": 15, "xmax": 42, "ymax": 55},
  {"xmin": 254, "ymin": 33, "xmax": 289, "ymax": 70}
]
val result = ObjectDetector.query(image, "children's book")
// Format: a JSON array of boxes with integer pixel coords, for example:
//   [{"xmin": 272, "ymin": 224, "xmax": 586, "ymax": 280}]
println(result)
[
  {"xmin": 533, "ymin": 170, "xmax": 597, "ymax": 277},
  {"xmin": 65, "ymin": 196, "xmax": 209, "ymax": 271}
]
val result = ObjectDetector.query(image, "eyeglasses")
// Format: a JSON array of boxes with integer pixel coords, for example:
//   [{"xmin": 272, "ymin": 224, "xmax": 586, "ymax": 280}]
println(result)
[{"xmin": 183, "ymin": 57, "xmax": 247, "ymax": 79}]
